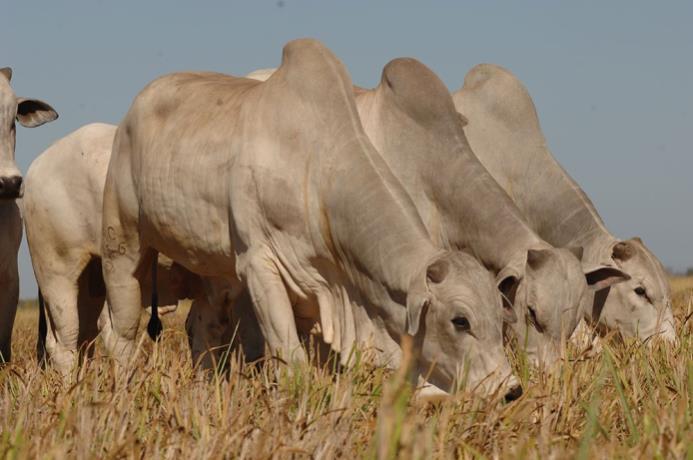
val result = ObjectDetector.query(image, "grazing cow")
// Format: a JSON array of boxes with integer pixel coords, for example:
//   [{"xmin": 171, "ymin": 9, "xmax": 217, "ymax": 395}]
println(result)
[
  {"xmin": 453, "ymin": 64, "xmax": 676, "ymax": 342},
  {"xmin": 101, "ymin": 39, "xmax": 520, "ymax": 396},
  {"xmin": 245, "ymin": 61, "xmax": 627, "ymax": 366},
  {"xmin": 0, "ymin": 67, "xmax": 57, "ymax": 362}
]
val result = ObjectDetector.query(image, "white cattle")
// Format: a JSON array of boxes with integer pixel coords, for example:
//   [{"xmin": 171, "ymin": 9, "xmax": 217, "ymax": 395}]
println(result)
[
  {"xmin": 453, "ymin": 64, "xmax": 676, "ymax": 342},
  {"xmin": 0, "ymin": 67, "xmax": 57, "ymax": 362},
  {"xmin": 101, "ymin": 39, "xmax": 520, "ymax": 397},
  {"xmin": 24, "ymin": 124, "xmax": 192, "ymax": 373}
]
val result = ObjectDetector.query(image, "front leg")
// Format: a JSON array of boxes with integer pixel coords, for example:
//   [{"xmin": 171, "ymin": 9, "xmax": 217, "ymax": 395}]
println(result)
[
  {"xmin": 0, "ymin": 270, "xmax": 18, "ymax": 363},
  {"xmin": 242, "ymin": 247, "xmax": 305, "ymax": 364}
]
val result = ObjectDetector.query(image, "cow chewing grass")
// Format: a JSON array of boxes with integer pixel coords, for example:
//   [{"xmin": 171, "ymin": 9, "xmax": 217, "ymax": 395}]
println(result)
[{"xmin": 0, "ymin": 276, "xmax": 690, "ymax": 458}]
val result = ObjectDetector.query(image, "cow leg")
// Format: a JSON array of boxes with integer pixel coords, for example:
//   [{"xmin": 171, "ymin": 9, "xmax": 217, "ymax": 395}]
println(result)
[
  {"xmin": 231, "ymin": 289, "xmax": 266, "ymax": 363},
  {"xmin": 0, "ymin": 270, "xmax": 19, "ymax": 364},
  {"xmin": 186, "ymin": 296, "xmax": 229, "ymax": 370},
  {"xmin": 186, "ymin": 282, "xmax": 264, "ymax": 370},
  {"xmin": 101, "ymin": 248, "xmax": 153, "ymax": 365},
  {"xmin": 42, "ymin": 276, "xmax": 81, "ymax": 375},
  {"xmin": 243, "ymin": 249, "xmax": 305, "ymax": 363},
  {"xmin": 76, "ymin": 291, "xmax": 106, "ymax": 363},
  {"xmin": 101, "ymin": 209, "xmax": 153, "ymax": 365}
]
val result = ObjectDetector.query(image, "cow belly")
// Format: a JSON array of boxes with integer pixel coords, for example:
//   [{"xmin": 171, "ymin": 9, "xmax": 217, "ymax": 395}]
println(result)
[{"xmin": 138, "ymin": 197, "xmax": 236, "ymax": 278}]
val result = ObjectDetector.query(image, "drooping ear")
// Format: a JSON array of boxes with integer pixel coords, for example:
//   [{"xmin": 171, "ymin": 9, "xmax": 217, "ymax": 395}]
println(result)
[
  {"xmin": 567, "ymin": 246, "xmax": 584, "ymax": 261},
  {"xmin": 406, "ymin": 258, "xmax": 447, "ymax": 335},
  {"xmin": 526, "ymin": 248, "xmax": 551, "ymax": 270},
  {"xmin": 0, "ymin": 67, "xmax": 11, "ymax": 82},
  {"xmin": 405, "ymin": 259, "xmax": 433, "ymax": 335},
  {"xmin": 406, "ymin": 292, "xmax": 430, "ymax": 336},
  {"xmin": 496, "ymin": 267, "xmax": 520, "ymax": 324},
  {"xmin": 611, "ymin": 241, "xmax": 635, "ymax": 263},
  {"xmin": 584, "ymin": 265, "xmax": 630, "ymax": 291},
  {"xmin": 16, "ymin": 97, "xmax": 58, "ymax": 128}
]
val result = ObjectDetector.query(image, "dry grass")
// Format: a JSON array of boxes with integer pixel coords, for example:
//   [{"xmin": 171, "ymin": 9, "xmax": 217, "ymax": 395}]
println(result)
[{"xmin": 1, "ymin": 279, "xmax": 691, "ymax": 459}]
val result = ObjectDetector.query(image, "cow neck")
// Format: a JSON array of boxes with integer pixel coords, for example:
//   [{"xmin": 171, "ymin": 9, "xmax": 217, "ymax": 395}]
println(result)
[
  {"xmin": 263, "ymin": 60, "xmax": 434, "ymax": 317},
  {"xmin": 313, "ymin": 130, "xmax": 438, "ymax": 312},
  {"xmin": 456, "ymin": 91, "xmax": 616, "ymax": 267},
  {"xmin": 571, "ymin": 228, "xmax": 619, "ymax": 267},
  {"xmin": 356, "ymin": 88, "xmax": 543, "ymax": 274},
  {"xmin": 508, "ymin": 141, "xmax": 617, "ymax": 263}
]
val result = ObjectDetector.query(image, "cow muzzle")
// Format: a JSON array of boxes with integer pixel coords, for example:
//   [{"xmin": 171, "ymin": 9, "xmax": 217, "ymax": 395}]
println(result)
[{"xmin": 0, "ymin": 175, "xmax": 23, "ymax": 199}]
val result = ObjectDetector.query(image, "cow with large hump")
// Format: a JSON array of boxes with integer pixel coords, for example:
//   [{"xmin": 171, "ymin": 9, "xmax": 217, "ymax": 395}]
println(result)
[
  {"xmin": 23, "ymin": 123, "xmax": 264, "ymax": 374},
  {"xmin": 453, "ymin": 64, "xmax": 676, "ymax": 343},
  {"xmin": 245, "ymin": 61, "xmax": 628, "ymax": 367},
  {"xmin": 0, "ymin": 67, "xmax": 57, "ymax": 363},
  {"xmin": 101, "ymin": 39, "xmax": 520, "ymax": 397}
]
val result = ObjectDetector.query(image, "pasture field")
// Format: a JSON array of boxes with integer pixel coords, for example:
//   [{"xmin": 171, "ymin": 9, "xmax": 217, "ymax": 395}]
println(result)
[{"xmin": 1, "ymin": 279, "xmax": 691, "ymax": 459}]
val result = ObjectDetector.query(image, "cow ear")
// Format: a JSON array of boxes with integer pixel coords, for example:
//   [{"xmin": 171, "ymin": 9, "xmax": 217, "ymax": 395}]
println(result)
[
  {"xmin": 0, "ymin": 67, "xmax": 11, "ymax": 82},
  {"xmin": 406, "ymin": 293, "xmax": 430, "ymax": 336},
  {"xmin": 611, "ymin": 241, "xmax": 635, "ymax": 263},
  {"xmin": 16, "ymin": 97, "xmax": 58, "ymax": 128},
  {"xmin": 496, "ymin": 267, "xmax": 520, "ymax": 324},
  {"xmin": 585, "ymin": 265, "xmax": 630, "ymax": 291},
  {"xmin": 406, "ymin": 259, "xmax": 443, "ymax": 336}
]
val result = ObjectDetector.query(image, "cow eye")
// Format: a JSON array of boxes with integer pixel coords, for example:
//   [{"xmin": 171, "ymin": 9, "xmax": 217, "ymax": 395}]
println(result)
[
  {"xmin": 451, "ymin": 316, "xmax": 470, "ymax": 331},
  {"xmin": 634, "ymin": 287, "xmax": 650, "ymax": 302},
  {"xmin": 526, "ymin": 306, "xmax": 544, "ymax": 333}
]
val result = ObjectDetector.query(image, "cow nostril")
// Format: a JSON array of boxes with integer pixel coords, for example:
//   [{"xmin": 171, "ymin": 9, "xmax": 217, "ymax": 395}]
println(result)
[{"xmin": 504, "ymin": 384, "xmax": 523, "ymax": 402}]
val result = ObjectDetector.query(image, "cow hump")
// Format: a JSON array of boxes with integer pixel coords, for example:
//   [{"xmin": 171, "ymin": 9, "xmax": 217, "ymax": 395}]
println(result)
[
  {"xmin": 278, "ymin": 39, "xmax": 357, "ymax": 110},
  {"xmin": 460, "ymin": 63, "xmax": 539, "ymax": 126},
  {"xmin": 380, "ymin": 58, "xmax": 459, "ymax": 128}
]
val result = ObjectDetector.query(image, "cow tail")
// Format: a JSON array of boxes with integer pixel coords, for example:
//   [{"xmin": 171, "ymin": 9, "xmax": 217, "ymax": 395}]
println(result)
[
  {"xmin": 147, "ymin": 257, "xmax": 163, "ymax": 341},
  {"xmin": 37, "ymin": 289, "xmax": 47, "ymax": 366}
]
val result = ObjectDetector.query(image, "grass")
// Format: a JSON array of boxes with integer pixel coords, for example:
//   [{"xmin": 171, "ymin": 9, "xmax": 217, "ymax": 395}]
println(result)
[{"xmin": 1, "ymin": 278, "xmax": 691, "ymax": 459}]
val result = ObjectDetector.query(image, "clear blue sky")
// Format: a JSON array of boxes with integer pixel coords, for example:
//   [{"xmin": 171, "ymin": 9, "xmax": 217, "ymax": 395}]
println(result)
[{"xmin": 3, "ymin": 1, "xmax": 692, "ymax": 297}]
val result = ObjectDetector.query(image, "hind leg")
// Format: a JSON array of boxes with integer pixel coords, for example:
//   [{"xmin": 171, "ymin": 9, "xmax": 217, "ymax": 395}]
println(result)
[
  {"xmin": 101, "ymin": 246, "xmax": 153, "ymax": 365},
  {"xmin": 101, "ymin": 200, "xmax": 155, "ymax": 365},
  {"xmin": 31, "ymin": 246, "xmax": 91, "ymax": 372},
  {"xmin": 101, "ymin": 128, "xmax": 154, "ymax": 365},
  {"xmin": 186, "ymin": 296, "xmax": 230, "ymax": 370},
  {"xmin": 76, "ymin": 261, "xmax": 107, "ymax": 362},
  {"xmin": 42, "ymin": 276, "xmax": 82, "ymax": 376}
]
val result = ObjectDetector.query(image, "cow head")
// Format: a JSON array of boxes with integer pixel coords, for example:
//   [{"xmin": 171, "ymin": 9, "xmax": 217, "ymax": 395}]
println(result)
[
  {"xmin": 0, "ymin": 67, "xmax": 58, "ymax": 199},
  {"xmin": 407, "ymin": 251, "xmax": 521, "ymax": 400},
  {"xmin": 497, "ymin": 246, "xmax": 628, "ymax": 368},
  {"xmin": 592, "ymin": 238, "xmax": 676, "ymax": 343}
]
